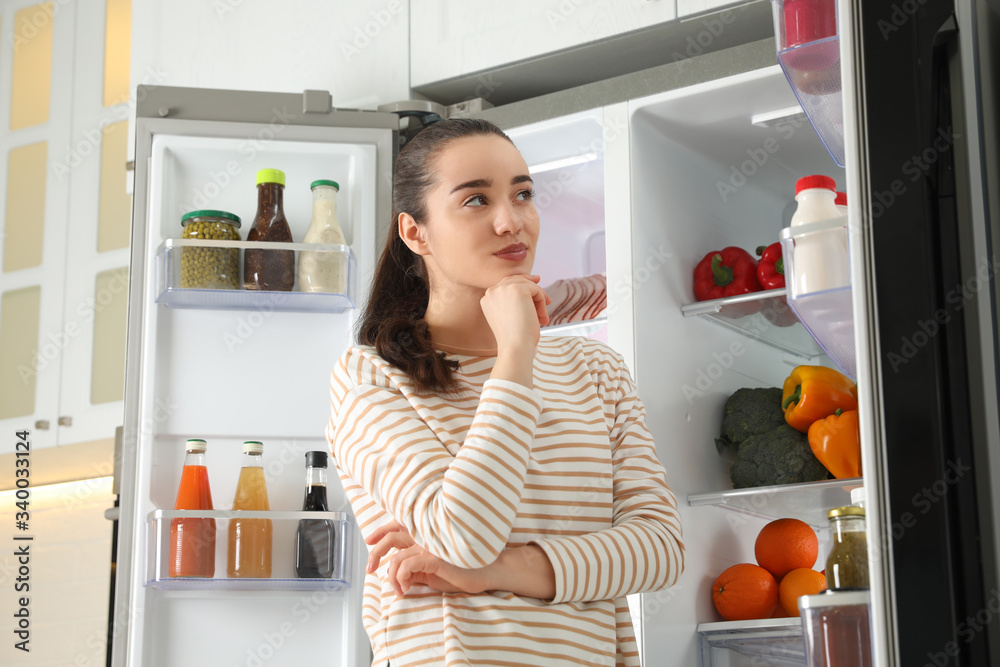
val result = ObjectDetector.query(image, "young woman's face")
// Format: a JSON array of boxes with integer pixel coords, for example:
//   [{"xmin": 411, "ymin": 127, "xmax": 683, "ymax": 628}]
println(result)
[{"xmin": 410, "ymin": 134, "xmax": 539, "ymax": 294}]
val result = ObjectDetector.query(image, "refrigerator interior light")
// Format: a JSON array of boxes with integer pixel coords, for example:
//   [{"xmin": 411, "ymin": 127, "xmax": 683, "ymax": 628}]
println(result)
[
  {"xmin": 750, "ymin": 105, "xmax": 808, "ymax": 128},
  {"xmin": 529, "ymin": 151, "xmax": 599, "ymax": 174}
]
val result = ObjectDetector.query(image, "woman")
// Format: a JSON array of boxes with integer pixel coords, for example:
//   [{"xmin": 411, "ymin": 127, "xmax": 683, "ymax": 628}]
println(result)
[{"xmin": 326, "ymin": 118, "xmax": 684, "ymax": 667}]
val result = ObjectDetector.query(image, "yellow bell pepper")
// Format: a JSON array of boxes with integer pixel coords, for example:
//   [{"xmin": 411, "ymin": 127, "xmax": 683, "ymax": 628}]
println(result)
[
  {"xmin": 781, "ymin": 365, "xmax": 858, "ymax": 432},
  {"xmin": 808, "ymin": 409, "xmax": 862, "ymax": 479}
]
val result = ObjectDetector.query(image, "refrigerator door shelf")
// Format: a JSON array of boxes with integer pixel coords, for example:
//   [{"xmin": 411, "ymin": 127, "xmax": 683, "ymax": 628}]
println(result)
[
  {"xmin": 769, "ymin": 0, "xmax": 844, "ymax": 166},
  {"xmin": 779, "ymin": 219, "xmax": 856, "ymax": 378},
  {"xmin": 156, "ymin": 239, "xmax": 357, "ymax": 312},
  {"xmin": 699, "ymin": 617, "xmax": 805, "ymax": 667},
  {"xmin": 688, "ymin": 477, "xmax": 863, "ymax": 528},
  {"xmin": 681, "ymin": 289, "xmax": 825, "ymax": 359},
  {"xmin": 146, "ymin": 509, "xmax": 353, "ymax": 590}
]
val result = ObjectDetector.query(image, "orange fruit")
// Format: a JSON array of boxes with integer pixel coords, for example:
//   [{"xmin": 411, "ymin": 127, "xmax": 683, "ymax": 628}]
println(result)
[
  {"xmin": 755, "ymin": 518, "xmax": 818, "ymax": 579},
  {"xmin": 778, "ymin": 568, "xmax": 828, "ymax": 616},
  {"xmin": 712, "ymin": 563, "xmax": 779, "ymax": 621}
]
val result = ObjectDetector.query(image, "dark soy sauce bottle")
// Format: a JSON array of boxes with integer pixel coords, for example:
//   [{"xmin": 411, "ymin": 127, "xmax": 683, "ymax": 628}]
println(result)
[{"xmin": 295, "ymin": 451, "xmax": 337, "ymax": 578}]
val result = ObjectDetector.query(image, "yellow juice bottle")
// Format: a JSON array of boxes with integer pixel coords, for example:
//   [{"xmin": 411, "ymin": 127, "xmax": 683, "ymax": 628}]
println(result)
[{"xmin": 227, "ymin": 441, "xmax": 272, "ymax": 578}]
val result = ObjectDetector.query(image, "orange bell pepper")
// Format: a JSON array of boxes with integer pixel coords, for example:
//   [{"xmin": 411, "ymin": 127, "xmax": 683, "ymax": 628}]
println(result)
[
  {"xmin": 808, "ymin": 409, "xmax": 862, "ymax": 479},
  {"xmin": 781, "ymin": 365, "xmax": 858, "ymax": 432}
]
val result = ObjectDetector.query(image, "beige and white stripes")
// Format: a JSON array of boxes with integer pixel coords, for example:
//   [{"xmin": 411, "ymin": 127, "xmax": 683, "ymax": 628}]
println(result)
[{"xmin": 327, "ymin": 336, "xmax": 684, "ymax": 667}]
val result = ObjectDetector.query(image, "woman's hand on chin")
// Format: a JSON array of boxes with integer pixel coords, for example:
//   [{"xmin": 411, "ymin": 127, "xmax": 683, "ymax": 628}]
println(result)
[
  {"xmin": 480, "ymin": 274, "xmax": 551, "ymax": 350},
  {"xmin": 482, "ymin": 274, "xmax": 551, "ymax": 388}
]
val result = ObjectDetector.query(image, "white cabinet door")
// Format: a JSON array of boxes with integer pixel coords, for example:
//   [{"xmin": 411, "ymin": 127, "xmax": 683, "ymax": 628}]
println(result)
[
  {"xmin": 0, "ymin": 0, "xmax": 129, "ymax": 452},
  {"xmin": 410, "ymin": 0, "xmax": 678, "ymax": 87},
  {"xmin": 0, "ymin": 0, "xmax": 77, "ymax": 453},
  {"xmin": 56, "ymin": 0, "xmax": 131, "ymax": 447}
]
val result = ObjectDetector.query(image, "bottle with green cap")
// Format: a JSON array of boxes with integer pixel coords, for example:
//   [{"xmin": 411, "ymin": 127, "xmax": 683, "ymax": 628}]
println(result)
[
  {"xmin": 244, "ymin": 168, "xmax": 295, "ymax": 291},
  {"xmin": 298, "ymin": 179, "xmax": 348, "ymax": 294}
]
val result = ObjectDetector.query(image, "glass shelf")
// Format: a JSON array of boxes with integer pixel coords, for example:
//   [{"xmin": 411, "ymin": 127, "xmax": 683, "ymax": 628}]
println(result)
[
  {"xmin": 155, "ymin": 239, "xmax": 357, "ymax": 313},
  {"xmin": 699, "ymin": 617, "xmax": 805, "ymax": 667},
  {"xmin": 688, "ymin": 478, "xmax": 863, "ymax": 528},
  {"xmin": 541, "ymin": 315, "xmax": 608, "ymax": 338},
  {"xmin": 146, "ymin": 509, "xmax": 353, "ymax": 591},
  {"xmin": 681, "ymin": 289, "xmax": 824, "ymax": 359}
]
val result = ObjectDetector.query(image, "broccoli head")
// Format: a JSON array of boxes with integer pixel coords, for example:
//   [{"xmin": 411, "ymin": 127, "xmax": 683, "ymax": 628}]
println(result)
[
  {"xmin": 717, "ymin": 387, "xmax": 786, "ymax": 451},
  {"xmin": 730, "ymin": 423, "xmax": 830, "ymax": 489}
]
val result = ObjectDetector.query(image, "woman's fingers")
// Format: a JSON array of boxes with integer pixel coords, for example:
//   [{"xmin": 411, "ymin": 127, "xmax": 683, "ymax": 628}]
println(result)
[
  {"xmin": 532, "ymin": 286, "xmax": 551, "ymax": 327},
  {"xmin": 366, "ymin": 531, "xmax": 415, "ymax": 573},
  {"xmin": 387, "ymin": 546, "xmax": 432, "ymax": 595},
  {"xmin": 365, "ymin": 519, "xmax": 407, "ymax": 545},
  {"xmin": 385, "ymin": 546, "xmax": 412, "ymax": 596}
]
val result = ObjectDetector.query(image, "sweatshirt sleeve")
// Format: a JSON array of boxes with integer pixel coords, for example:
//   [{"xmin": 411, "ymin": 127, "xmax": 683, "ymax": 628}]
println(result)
[
  {"xmin": 531, "ymin": 351, "xmax": 685, "ymax": 604},
  {"xmin": 327, "ymin": 348, "xmax": 544, "ymax": 569}
]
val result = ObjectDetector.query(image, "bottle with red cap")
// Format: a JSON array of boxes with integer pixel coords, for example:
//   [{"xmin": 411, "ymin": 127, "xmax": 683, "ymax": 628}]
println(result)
[{"xmin": 789, "ymin": 175, "xmax": 849, "ymax": 295}]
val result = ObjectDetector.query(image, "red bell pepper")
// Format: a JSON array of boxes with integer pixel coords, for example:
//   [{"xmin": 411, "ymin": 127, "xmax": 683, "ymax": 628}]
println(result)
[
  {"xmin": 756, "ymin": 243, "xmax": 785, "ymax": 290},
  {"xmin": 693, "ymin": 247, "xmax": 762, "ymax": 301}
]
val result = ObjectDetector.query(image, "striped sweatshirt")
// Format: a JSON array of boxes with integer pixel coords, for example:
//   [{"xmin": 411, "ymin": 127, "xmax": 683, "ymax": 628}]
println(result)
[{"xmin": 326, "ymin": 336, "xmax": 685, "ymax": 667}]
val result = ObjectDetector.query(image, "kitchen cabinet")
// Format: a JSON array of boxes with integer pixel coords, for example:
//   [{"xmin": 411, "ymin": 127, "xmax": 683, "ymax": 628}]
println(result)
[
  {"xmin": 0, "ymin": 0, "xmax": 130, "ymax": 452},
  {"xmin": 410, "ymin": 0, "xmax": 677, "ymax": 89},
  {"xmin": 409, "ymin": 0, "xmax": 774, "ymax": 106},
  {"xmin": 0, "ymin": 0, "xmax": 76, "ymax": 452}
]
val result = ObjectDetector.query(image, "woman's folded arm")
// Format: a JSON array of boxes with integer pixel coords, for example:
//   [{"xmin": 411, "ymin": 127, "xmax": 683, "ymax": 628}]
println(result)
[{"xmin": 328, "ymin": 348, "xmax": 544, "ymax": 569}]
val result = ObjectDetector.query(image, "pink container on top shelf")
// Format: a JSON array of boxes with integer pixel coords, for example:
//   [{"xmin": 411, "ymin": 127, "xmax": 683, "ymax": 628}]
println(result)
[
  {"xmin": 782, "ymin": 0, "xmax": 838, "ymax": 47},
  {"xmin": 771, "ymin": 0, "xmax": 845, "ymax": 166}
]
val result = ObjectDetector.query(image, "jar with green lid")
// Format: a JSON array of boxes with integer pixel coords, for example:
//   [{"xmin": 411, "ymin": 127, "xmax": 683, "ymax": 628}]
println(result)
[
  {"xmin": 180, "ymin": 210, "xmax": 242, "ymax": 289},
  {"xmin": 825, "ymin": 505, "xmax": 869, "ymax": 591}
]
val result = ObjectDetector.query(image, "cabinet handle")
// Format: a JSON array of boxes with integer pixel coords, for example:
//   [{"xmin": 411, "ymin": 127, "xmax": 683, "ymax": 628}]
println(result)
[
  {"xmin": 58, "ymin": 416, "xmax": 72, "ymax": 427},
  {"xmin": 35, "ymin": 420, "xmax": 50, "ymax": 430}
]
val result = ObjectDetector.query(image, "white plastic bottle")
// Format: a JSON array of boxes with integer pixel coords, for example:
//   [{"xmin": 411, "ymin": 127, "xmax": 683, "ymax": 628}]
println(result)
[
  {"xmin": 298, "ymin": 180, "xmax": 348, "ymax": 294},
  {"xmin": 789, "ymin": 175, "xmax": 849, "ymax": 295},
  {"xmin": 835, "ymin": 191, "xmax": 848, "ymax": 216}
]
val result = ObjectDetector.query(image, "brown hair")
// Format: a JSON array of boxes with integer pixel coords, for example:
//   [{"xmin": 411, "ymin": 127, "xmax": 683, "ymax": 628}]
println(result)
[{"xmin": 357, "ymin": 118, "xmax": 514, "ymax": 393}]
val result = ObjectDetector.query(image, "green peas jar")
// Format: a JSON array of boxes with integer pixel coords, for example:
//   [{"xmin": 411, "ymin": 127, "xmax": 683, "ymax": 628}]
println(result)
[{"xmin": 180, "ymin": 210, "xmax": 242, "ymax": 289}]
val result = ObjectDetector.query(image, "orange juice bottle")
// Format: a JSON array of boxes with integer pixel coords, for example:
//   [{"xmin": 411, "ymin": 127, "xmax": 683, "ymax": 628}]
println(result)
[
  {"xmin": 227, "ymin": 441, "xmax": 272, "ymax": 577},
  {"xmin": 169, "ymin": 439, "xmax": 216, "ymax": 578}
]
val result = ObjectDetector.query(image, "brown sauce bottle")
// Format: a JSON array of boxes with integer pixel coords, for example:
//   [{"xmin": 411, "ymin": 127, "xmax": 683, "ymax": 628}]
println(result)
[{"xmin": 244, "ymin": 168, "xmax": 295, "ymax": 291}]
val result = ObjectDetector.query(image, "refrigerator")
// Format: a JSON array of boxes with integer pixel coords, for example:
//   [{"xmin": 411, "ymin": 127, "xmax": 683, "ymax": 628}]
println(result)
[{"xmin": 111, "ymin": 1, "xmax": 1000, "ymax": 666}]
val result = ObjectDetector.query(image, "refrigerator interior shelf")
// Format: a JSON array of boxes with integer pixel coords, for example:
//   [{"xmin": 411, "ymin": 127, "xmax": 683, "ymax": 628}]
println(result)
[
  {"xmin": 540, "ymin": 316, "xmax": 608, "ymax": 338},
  {"xmin": 680, "ymin": 289, "xmax": 825, "ymax": 359},
  {"xmin": 146, "ymin": 509, "xmax": 354, "ymax": 591},
  {"xmin": 699, "ymin": 617, "xmax": 805, "ymax": 667},
  {"xmin": 688, "ymin": 477, "xmax": 863, "ymax": 528},
  {"xmin": 155, "ymin": 238, "xmax": 357, "ymax": 312}
]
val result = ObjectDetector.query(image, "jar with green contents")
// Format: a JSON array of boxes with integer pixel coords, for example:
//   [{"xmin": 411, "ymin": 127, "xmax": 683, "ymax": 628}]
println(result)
[
  {"xmin": 825, "ymin": 505, "xmax": 869, "ymax": 591},
  {"xmin": 180, "ymin": 210, "xmax": 242, "ymax": 289}
]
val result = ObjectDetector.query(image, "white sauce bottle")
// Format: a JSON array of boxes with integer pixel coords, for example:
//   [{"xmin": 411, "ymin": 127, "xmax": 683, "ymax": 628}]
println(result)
[
  {"xmin": 790, "ymin": 175, "xmax": 849, "ymax": 295},
  {"xmin": 298, "ymin": 180, "xmax": 348, "ymax": 294}
]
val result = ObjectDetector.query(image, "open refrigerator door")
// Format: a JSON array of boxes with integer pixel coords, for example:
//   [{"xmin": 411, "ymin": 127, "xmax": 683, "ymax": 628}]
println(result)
[{"xmin": 112, "ymin": 87, "xmax": 396, "ymax": 667}]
